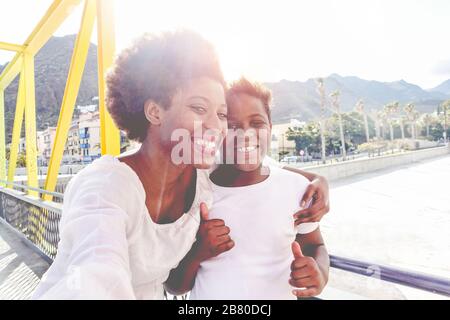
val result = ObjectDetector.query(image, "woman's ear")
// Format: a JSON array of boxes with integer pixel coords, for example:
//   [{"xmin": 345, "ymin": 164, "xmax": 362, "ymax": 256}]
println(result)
[{"xmin": 144, "ymin": 100, "xmax": 163, "ymax": 126}]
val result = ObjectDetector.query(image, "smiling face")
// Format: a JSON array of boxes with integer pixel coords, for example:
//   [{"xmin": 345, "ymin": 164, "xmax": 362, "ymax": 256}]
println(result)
[
  {"xmin": 155, "ymin": 77, "xmax": 228, "ymax": 169},
  {"xmin": 224, "ymin": 93, "xmax": 272, "ymax": 172}
]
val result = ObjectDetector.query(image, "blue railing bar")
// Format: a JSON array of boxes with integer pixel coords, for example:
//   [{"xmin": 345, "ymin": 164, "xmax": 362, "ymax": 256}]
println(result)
[{"xmin": 330, "ymin": 254, "xmax": 450, "ymax": 297}]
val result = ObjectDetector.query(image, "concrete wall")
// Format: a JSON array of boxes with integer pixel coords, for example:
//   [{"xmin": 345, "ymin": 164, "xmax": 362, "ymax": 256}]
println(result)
[{"xmin": 299, "ymin": 146, "xmax": 450, "ymax": 182}]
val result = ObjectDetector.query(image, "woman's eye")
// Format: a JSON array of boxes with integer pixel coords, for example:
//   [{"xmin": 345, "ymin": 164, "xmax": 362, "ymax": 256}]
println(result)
[
  {"xmin": 217, "ymin": 113, "xmax": 228, "ymax": 120},
  {"xmin": 190, "ymin": 105, "xmax": 207, "ymax": 113}
]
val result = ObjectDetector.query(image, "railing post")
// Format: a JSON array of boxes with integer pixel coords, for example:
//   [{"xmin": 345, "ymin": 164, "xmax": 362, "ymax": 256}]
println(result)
[
  {"xmin": 0, "ymin": 89, "xmax": 6, "ymax": 187},
  {"xmin": 23, "ymin": 52, "xmax": 39, "ymax": 197},
  {"xmin": 7, "ymin": 65, "xmax": 25, "ymax": 188}
]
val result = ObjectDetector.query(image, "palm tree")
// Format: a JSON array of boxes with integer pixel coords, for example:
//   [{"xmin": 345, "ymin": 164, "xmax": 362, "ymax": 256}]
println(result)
[
  {"xmin": 413, "ymin": 111, "xmax": 421, "ymax": 138},
  {"xmin": 398, "ymin": 117, "xmax": 406, "ymax": 140},
  {"xmin": 383, "ymin": 102, "xmax": 399, "ymax": 141},
  {"xmin": 355, "ymin": 99, "xmax": 370, "ymax": 142},
  {"xmin": 395, "ymin": 109, "xmax": 406, "ymax": 140},
  {"xmin": 438, "ymin": 100, "xmax": 450, "ymax": 141},
  {"xmin": 330, "ymin": 90, "xmax": 346, "ymax": 160},
  {"xmin": 316, "ymin": 78, "xmax": 327, "ymax": 163},
  {"xmin": 376, "ymin": 110, "xmax": 387, "ymax": 139},
  {"xmin": 422, "ymin": 114, "xmax": 433, "ymax": 138},
  {"xmin": 404, "ymin": 103, "xmax": 418, "ymax": 139},
  {"xmin": 369, "ymin": 109, "xmax": 381, "ymax": 140}
]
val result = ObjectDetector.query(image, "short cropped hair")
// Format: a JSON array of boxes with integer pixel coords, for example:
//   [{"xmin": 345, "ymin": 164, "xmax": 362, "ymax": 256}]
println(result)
[{"xmin": 226, "ymin": 77, "xmax": 272, "ymax": 123}]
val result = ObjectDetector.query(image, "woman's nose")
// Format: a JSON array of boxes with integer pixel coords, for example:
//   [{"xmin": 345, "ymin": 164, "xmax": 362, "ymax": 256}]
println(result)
[{"xmin": 203, "ymin": 113, "xmax": 222, "ymax": 131}]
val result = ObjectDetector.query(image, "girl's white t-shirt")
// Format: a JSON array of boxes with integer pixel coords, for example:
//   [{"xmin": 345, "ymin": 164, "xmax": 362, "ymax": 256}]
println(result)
[
  {"xmin": 32, "ymin": 155, "xmax": 213, "ymax": 300},
  {"xmin": 190, "ymin": 166, "xmax": 319, "ymax": 300}
]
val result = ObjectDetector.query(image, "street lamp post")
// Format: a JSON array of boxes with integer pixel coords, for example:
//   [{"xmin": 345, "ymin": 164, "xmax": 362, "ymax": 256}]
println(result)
[
  {"xmin": 438, "ymin": 101, "xmax": 449, "ymax": 142},
  {"xmin": 444, "ymin": 105, "xmax": 448, "ymax": 142}
]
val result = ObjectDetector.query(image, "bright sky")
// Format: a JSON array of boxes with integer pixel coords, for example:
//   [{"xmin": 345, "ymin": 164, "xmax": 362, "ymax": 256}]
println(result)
[{"xmin": 1, "ymin": 0, "xmax": 450, "ymax": 89}]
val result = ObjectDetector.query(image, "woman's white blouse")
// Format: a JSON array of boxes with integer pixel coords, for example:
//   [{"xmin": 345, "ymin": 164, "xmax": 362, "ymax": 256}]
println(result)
[{"xmin": 32, "ymin": 155, "xmax": 213, "ymax": 300}]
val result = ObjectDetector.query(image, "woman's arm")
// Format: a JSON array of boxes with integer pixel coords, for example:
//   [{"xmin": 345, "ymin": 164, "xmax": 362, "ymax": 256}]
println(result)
[
  {"xmin": 32, "ymin": 172, "xmax": 139, "ymax": 300},
  {"xmin": 283, "ymin": 166, "xmax": 330, "ymax": 224},
  {"xmin": 289, "ymin": 228, "xmax": 329, "ymax": 298},
  {"xmin": 165, "ymin": 203, "xmax": 234, "ymax": 296}
]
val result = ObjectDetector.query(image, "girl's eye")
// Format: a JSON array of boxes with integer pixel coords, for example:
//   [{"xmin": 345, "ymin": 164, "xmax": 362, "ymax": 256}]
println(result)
[
  {"xmin": 218, "ymin": 113, "xmax": 228, "ymax": 120},
  {"xmin": 251, "ymin": 121, "xmax": 266, "ymax": 127}
]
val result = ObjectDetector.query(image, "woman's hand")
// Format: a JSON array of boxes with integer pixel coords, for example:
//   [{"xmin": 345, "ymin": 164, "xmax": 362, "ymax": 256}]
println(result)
[
  {"xmin": 193, "ymin": 203, "xmax": 235, "ymax": 262},
  {"xmin": 289, "ymin": 242, "xmax": 327, "ymax": 298},
  {"xmin": 294, "ymin": 175, "xmax": 330, "ymax": 225}
]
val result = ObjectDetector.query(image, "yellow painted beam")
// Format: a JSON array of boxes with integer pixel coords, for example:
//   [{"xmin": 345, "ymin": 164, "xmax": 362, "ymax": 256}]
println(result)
[
  {"xmin": 0, "ymin": 42, "xmax": 25, "ymax": 52},
  {"xmin": 7, "ymin": 70, "xmax": 25, "ymax": 187},
  {"xmin": 0, "ymin": 54, "xmax": 23, "ymax": 89},
  {"xmin": 23, "ymin": 53, "xmax": 38, "ymax": 197},
  {"xmin": 24, "ymin": 0, "xmax": 83, "ymax": 54},
  {"xmin": 0, "ymin": 90, "xmax": 6, "ymax": 186},
  {"xmin": 0, "ymin": 0, "xmax": 82, "ymax": 89},
  {"xmin": 44, "ymin": 0, "xmax": 97, "ymax": 200},
  {"xmin": 97, "ymin": 0, "xmax": 120, "ymax": 155}
]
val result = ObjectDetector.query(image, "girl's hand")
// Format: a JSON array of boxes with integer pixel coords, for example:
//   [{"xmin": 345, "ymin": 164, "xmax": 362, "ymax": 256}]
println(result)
[
  {"xmin": 294, "ymin": 175, "xmax": 330, "ymax": 225},
  {"xmin": 289, "ymin": 242, "xmax": 327, "ymax": 298},
  {"xmin": 193, "ymin": 203, "xmax": 235, "ymax": 262}
]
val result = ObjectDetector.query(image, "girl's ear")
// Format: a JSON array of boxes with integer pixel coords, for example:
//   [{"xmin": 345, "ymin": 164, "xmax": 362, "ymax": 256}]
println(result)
[{"xmin": 144, "ymin": 99, "xmax": 163, "ymax": 126}]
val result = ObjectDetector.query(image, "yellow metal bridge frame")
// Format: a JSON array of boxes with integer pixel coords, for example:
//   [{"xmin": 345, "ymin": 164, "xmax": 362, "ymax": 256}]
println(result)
[{"xmin": 0, "ymin": 0, "xmax": 120, "ymax": 200}]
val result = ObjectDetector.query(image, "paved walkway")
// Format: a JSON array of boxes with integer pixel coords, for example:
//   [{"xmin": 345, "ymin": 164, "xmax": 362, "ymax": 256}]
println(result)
[
  {"xmin": 0, "ymin": 221, "xmax": 50, "ymax": 299},
  {"xmin": 321, "ymin": 154, "xmax": 450, "ymax": 299}
]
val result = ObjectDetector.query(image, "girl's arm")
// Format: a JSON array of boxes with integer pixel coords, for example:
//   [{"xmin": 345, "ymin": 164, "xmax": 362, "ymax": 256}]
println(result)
[
  {"xmin": 283, "ymin": 166, "xmax": 330, "ymax": 224},
  {"xmin": 32, "ymin": 172, "xmax": 141, "ymax": 300}
]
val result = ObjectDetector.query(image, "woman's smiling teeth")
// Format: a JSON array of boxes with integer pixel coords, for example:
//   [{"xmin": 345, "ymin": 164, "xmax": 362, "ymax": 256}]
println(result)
[
  {"xmin": 237, "ymin": 146, "xmax": 258, "ymax": 152},
  {"xmin": 194, "ymin": 139, "xmax": 216, "ymax": 152}
]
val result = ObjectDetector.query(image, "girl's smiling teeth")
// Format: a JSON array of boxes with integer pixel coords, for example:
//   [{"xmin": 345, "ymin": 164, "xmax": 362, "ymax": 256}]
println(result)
[{"xmin": 237, "ymin": 145, "xmax": 258, "ymax": 152}]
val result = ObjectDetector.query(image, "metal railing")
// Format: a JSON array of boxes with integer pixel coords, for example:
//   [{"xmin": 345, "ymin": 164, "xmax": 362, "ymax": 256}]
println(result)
[
  {"xmin": 0, "ymin": 184, "xmax": 62, "ymax": 260},
  {"xmin": 330, "ymin": 255, "xmax": 450, "ymax": 297},
  {"xmin": 0, "ymin": 180, "xmax": 64, "ymax": 200},
  {"xmin": 0, "ymin": 183, "xmax": 449, "ymax": 298}
]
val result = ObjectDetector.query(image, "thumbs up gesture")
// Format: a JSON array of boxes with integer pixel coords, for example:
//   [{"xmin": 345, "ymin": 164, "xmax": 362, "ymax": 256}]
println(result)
[
  {"xmin": 193, "ymin": 202, "xmax": 235, "ymax": 262},
  {"xmin": 289, "ymin": 242, "xmax": 326, "ymax": 298}
]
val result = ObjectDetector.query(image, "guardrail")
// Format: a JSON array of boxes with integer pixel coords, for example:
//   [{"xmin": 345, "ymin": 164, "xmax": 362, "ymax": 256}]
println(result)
[
  {"xmin": 0, "ymin": 184, "xmax": 62, "ymax": 260},
  {"xmin": 295, "ymin": 145, "xmax": 450, "ymax": 182},
  {"xmin": 0, "ymin": 180, "xmax": 64, "ymax": 199},
  {"xmin": 330, "ymin": 255, "xmax": 450, "ymax": 297},
  {"xmin": 0, "ymin": 183, "xmax": 449, "ymax": 298}
]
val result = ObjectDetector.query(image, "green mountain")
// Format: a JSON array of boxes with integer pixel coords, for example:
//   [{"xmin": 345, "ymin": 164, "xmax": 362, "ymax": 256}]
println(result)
[
  {"xmin": 0, "ymin": 35, "xmax": 98, "ymax": 143},
  {"xmin": 266, "ymin": 74, "xmax": 450, "ymax": 124},
  {"xmin": 430, "ymin": 79, "xmax": 450, "ymax": 95}
]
